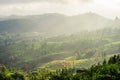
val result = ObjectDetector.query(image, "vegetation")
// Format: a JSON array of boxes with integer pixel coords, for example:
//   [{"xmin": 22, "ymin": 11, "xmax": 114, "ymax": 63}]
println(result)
[
  {"xmin": 0, "ymin": 13, "xmax": 120, "ymax": 80},
  {"xmin": 0, "ymin": 27, "xmax": 120, "ymax": 70},
  {"xmin": 0, "ymin": 54, "xmax": 120, "ymax": 80}
]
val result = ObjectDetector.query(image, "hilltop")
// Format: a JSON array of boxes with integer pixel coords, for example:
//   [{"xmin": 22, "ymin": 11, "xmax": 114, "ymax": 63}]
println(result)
[{"xmin": 0, "ymin": 13, "xmax": 119, "ymax": 36}]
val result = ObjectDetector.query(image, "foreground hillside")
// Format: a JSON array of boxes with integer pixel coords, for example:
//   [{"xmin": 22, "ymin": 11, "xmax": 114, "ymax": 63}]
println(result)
[{"xmin": 0, "ymin": 54, "xmax": 120, "ymax": 80}]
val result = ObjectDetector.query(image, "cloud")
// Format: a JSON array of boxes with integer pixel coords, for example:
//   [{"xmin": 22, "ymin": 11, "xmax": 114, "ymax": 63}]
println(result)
[
  {"xmin": 0, "ymin": 0, "xmax": 93, "ymax": 4},
  {"xmin": 0, "ymin": 0, "xmax": 61, "ymax": 4},
  {"xmin": 0, "ymin": 0, "xmax": 120, "ymax": 19}
]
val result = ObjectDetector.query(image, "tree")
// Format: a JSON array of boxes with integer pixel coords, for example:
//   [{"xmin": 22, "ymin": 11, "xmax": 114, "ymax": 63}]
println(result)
[{"xmin": 10, "ymin": 72, "xmax": 25, "ymax": 80}]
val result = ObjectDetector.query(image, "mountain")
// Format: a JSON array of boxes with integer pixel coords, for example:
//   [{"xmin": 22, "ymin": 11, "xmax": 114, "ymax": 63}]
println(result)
[
  {"xmin": 0, "ymin": 13, "xmax": 120, "ymax": 70},
  {"xmin": 0, "ymin": 13, "xmax": 119, "ymax": 35}
]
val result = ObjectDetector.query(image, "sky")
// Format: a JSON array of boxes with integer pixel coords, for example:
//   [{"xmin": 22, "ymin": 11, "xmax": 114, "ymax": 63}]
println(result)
[{"xmin": 0, "ymin": 0, "xmax": 120, "ymax": 19}]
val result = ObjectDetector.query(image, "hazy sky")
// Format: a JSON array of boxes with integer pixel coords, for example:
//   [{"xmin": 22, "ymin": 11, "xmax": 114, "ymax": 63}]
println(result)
[{"xmin": 0, "ymin": 0, "xmax": 120, "ymax": 18}]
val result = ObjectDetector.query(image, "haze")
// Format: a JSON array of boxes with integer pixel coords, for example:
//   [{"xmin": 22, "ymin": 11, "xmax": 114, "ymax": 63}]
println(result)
[{"xmin": 0, "ymin": 0, "xmax": 120, "ymax": 19}]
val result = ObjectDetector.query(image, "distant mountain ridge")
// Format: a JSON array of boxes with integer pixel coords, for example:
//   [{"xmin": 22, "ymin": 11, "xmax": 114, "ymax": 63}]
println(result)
[{"xmin": 0, "ymin": 13, "xmax": 119, "ymax": 35}]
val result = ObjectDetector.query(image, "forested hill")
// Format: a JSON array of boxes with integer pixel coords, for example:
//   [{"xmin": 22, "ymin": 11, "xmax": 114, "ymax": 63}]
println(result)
[
  {"xmin": 0, "ymin": 27, "xmax": 120, "ymax": 70},
  {"xmin": 0, "ymin": 13, "xmax": 119, "ymax": 35},
  {"xmin": 0, "ymin": 12, "xmax": 120, "ymax": 80}
]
